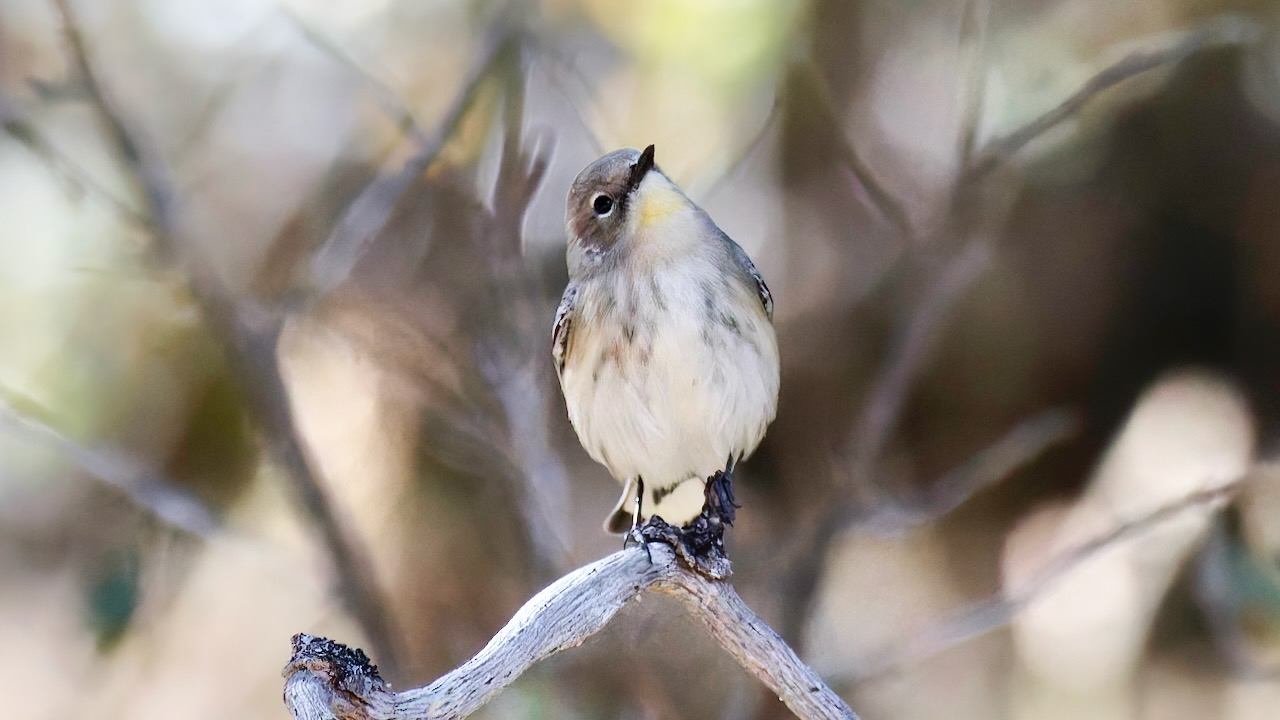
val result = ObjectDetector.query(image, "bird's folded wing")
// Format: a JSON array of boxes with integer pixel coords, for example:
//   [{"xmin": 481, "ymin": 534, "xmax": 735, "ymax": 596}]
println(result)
[
  {"xmin": 725, "ymin": 235, "xmax": 773, "ymax": 321},
  {"xmin": 551, "ymin": 283, "xmax": 578, "ymax": 376}
]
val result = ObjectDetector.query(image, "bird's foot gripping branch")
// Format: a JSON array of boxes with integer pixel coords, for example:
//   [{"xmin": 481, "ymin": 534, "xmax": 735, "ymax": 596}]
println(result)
[
  {"xmin": 625, "ymin": 467, "xmax": 741, "ymax": 580},
  {"xmin": 629, "ymin": 513, "xmax": 733, "ymax": 580}
]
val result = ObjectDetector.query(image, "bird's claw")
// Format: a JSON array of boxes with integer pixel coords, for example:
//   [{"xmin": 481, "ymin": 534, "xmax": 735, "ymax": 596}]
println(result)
[
  {"xmin": 705, "ymin": 469, "xmax": 739, "ymax": 526},
  {"xmin": 623, "ymin": 523, "xmax": 653, "ymax": 563},
  {"xmin": 629, "ymin": 513, "xmax": 731, "ymax": 579},
  {"xmin": 621, "ymin": 469, "xmax": 740, "ymax": 579}
]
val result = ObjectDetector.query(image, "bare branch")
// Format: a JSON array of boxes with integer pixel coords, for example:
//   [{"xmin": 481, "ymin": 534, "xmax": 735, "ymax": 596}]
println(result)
[
  {"xmin": 922, "ymin": 407, "xmax": 1077, "ymax": 516},
  {"xmin": 521, "ymin": 37, "xmax": 606, "ymax": 156},
  {"xmin": 51, "ymin": 0, "xmax": 403, "ymax": 673},
  {"xmin": 765, "ymin": 237, "xmax": 998, "ymax": 657},
  {"xmin": 305, "ymin": 30, "xmax": 518, "ymax": 298},
  {"xmin": 284, "ymin": 544, "xmax": 860, "ymax": 720},
  {"xmin": 846, "ymin": 15, "xmax": 1260, "ymax": 499},
  {"xmin": 771, "ymin": 406, "xmax": 1077, "ymax": 650},
  {"xmin": 657, "ymin": 564, "xmax": 858, "ymax": 720},
  {"xmin": 965, "ymin": 15, "xmax": 1260, "ymax": 180},
  {"xmin": 773, "ymin": 15, "xmax": 1242, "ymax": 643},
  {"xmin": 848, "ymin": 480, "xmax": 1244, "ymax": 680}
]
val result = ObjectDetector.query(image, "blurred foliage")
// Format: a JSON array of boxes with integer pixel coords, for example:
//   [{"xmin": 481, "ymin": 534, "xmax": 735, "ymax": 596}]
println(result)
[{"xmin": 87, "ymin": 547, "xmax": 138, "ymax": 648}]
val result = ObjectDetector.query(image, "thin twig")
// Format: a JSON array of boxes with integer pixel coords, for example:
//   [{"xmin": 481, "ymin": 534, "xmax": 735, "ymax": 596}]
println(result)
[
  {"xmin": 284, "ymin": 544, "xmax": 860, "ymax": 720},
  {"xmin": 0, "ymin": 92, "xmax": 148, "ymax": 226},
  {"xmin": 849, "ymin": 16, "xmax": 1259, "ymax": 479},
  {"xmin": 956, "ymin": 0, "xmax": 993, "ymax": 169},
  {"xmin": 785, "ymin": 13, "xmax": 1262, "ymax": 657},
  {"xmin": 857, "ymin": 406, "xmax": 1080, "ymax": 536},
  {"xmin": 924, "ymin": 408, "xmax": 1076, "ymax": 516},
  {"xmin": 50, "ymin": 0, "xmax": 176, "ymax": 239},
  {"xmin": 774, "ymin": 19, "xmax": 1252, "ymax": 665},
  {"xmin": 965, "ymin": 15, "xmax": 1260, "ymax": 180},
  {"xmin": 277, "ymin": 5, "xmax": 427, "ymax": 142},
  {"xmin": 0, "ymin": 398, "xmax": 219, "ymax": 537},
  {"xmin": 848, "ymin": 238, "xmax": 993, "ymax": 474},
  {"xmin": 821, "ymin": 6, "xmax": 1255, "ymax": 629},
  {"xmin": 525, "ymin": 37, "xmax": 606, "ymax": 155},
  {"xmin": 305, "ymin": 29, "xmax": 518, "ymax": 298},
  {"xmin": 51, "ymin": 0, "xmax": 403, "ymax": 674},
  {"xmin": 772, "ymin": 405, "xmax": 1077, "ymax": 648},
  {"xmin": 790, "ymin": 60, "xmax": 916, "ymax": 240},
  {"xmin": 169, "ymin": 56, "xmax": 265, "ymax": 164}
]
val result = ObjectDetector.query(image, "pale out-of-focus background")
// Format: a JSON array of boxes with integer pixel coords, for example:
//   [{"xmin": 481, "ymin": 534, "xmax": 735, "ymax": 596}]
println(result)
[{"xmin": 3, "ymin": 0, "xmax": 1280, "ymax": 718}]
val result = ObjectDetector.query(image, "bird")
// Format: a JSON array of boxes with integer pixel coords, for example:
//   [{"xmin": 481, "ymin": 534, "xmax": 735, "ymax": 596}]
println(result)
[{"xmin": 552, "ymin": 144, "xmax": 780, "ymax": 547}]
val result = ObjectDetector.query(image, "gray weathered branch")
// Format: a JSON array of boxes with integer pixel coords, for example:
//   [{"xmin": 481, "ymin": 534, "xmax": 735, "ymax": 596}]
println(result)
[{"xmin": 283, "ymin": 544, "xmax": 860, "ymax": 720}]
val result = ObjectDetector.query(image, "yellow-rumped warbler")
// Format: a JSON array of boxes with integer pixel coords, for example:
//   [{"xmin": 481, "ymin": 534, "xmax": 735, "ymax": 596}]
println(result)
[{"xmin": 552, "ymin": 145, "xmax": 779, "ymax": 546}]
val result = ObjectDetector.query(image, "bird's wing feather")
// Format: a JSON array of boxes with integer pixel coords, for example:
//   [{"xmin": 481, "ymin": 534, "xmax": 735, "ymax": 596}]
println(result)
[
  {"xmin": 724, "ymin": 234, "xmax": 773, "ymax": 321},
  {"xmin": 551, "ymin": 283, "xmax": 578, "ymax": 376}
]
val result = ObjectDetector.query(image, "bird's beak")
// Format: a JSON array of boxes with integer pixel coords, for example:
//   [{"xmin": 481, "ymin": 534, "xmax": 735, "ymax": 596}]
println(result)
[{"xmin": 627, "ymin": 144, "xmax": 655, "ymax": 195}]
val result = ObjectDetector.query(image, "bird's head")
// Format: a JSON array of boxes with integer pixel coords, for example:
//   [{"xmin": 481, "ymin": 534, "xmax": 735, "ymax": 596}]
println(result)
[{"xmin": 565, "ymin": 145, "xmax": 697, "ymax": 270}]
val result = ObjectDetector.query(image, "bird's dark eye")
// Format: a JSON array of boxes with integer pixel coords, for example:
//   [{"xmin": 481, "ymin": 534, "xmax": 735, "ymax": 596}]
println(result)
[{"xmin": 592, "ymin": 194, "xmax": 614, "ymax": 216}]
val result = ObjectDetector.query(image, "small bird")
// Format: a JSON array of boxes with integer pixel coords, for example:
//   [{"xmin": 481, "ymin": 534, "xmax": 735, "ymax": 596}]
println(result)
[{"xmin": 552, "ymin": 145, "xmax": 780, "ymax": 544}]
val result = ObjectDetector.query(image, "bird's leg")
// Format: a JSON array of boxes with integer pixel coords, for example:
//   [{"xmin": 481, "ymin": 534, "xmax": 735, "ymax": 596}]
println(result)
[
  {"xmin": 623, "ymin": 478, "xmax": 648, "ymax": 558},
  {"xmin": 703, "ymin": 455, "xmax": 740, "ymax": 526},
  {"xmin": 628, "ymin": 472, "xmax": 735, "ymax": 579},
  {"xmin": 633, "ymin": 477, "xmax": 645, "ymax": 530}
]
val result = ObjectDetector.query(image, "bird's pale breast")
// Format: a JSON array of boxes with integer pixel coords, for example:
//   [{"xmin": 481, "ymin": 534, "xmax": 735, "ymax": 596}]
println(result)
[{"xmin": 560, "ymin": 253, "xmax": 779, "ymax": 524}]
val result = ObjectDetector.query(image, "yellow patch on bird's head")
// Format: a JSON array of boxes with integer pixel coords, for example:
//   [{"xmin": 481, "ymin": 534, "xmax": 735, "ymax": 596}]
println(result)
[{"xmin": 632, "ymin": 181, "xmax": 687, "ymax": 231}]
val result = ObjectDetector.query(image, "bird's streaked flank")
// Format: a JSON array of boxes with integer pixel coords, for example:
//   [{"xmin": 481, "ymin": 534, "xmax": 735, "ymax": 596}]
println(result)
[{"xmin": 553, "ymin": 145, "xmax": 779, "ymax": 556}]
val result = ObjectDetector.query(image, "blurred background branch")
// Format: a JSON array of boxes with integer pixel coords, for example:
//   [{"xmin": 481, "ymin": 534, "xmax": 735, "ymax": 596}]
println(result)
[
  {"xmin": 965, "ymin": 13, "xmax": 1263, "ymax": 181},
  {"xmin": 851, "ymin": 475, "xmax": 1244, "ymax": 680},
  {"xmin": 0, "ymin": 92, "xmax": 148, "ymax": 226},
  {"xmin": 0, "ymin": 398, "xmax": 219, "ymax": 536},
  {"xmin": 305, "ymin": 28, "xmax": 519, "ymax": 300},
  {"xmin": 50, "ymin": 0, "xmax": 404, "ymax": 673}
]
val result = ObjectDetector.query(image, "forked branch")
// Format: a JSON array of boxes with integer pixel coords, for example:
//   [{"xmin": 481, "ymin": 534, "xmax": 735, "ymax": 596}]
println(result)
[{"xmin": 283, "ymin": 544, "xmax": 859, "ymax": 720}]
